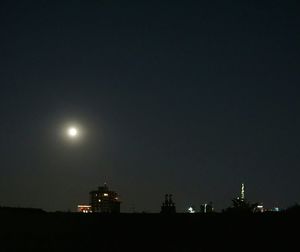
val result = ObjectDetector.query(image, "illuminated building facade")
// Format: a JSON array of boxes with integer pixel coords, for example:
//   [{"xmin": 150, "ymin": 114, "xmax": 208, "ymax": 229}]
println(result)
[
  {"xmin": 89, "ymin": 183, "xmax": 121, "ymax": 213},
  {"xmin": 254, "ymin": 204, "xmax": 264, "ymax": 213},
  {"xmin": 77, "ymin": 205, "xmax": 92, "ymax": 213},
  {"xmin": 241, "ymin": 183, "xmax": 245, "ymax": 201},
  {"xmin": 237, "ymin": 183, "xmax": 245, "ymax": 202}
]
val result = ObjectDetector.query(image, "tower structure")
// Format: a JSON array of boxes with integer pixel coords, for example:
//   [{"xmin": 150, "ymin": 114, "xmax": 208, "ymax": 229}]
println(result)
[
  {"xmin": 161, "ymin": 194, "xmax": 176, "ymax": 214},
  {"xmin": 240, "ymin": 183, "xmax": 245, "ymax": 202}
]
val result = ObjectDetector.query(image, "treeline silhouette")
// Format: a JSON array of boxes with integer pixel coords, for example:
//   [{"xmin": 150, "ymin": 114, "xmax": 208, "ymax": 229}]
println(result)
[
  {"xmin": 1, "ymin": 201, "xmax": 300, "ymax": 215},
  {"xmin": 0, "ymin": 204, "xmax": 300, "ymax": 251},
  {"xmin": 0, "ymin": 206, "xmax": 45, "ymax": 214}
]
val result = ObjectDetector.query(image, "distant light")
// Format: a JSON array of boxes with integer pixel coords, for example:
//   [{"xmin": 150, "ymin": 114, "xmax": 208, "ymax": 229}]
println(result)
[
  {"xmin": 77, "ymin": 205, "xmax": 92, "ymax": 213},
  {"xmin": 103, "ymin": 193, "xmax": 108, "ymax": 197},
  {"xmin": 98, "ymin": 199, "xmax": 101, "ymax": 202},
  {"xmin": 188, "ymin": 207, "xmax": 195, "ymax": 213}
]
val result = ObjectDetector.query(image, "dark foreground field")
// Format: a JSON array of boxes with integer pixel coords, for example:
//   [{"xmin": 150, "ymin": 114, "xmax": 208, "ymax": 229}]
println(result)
[{"xmin": 0, "ymin": 209, "xmax": 299, "ymax": 251}]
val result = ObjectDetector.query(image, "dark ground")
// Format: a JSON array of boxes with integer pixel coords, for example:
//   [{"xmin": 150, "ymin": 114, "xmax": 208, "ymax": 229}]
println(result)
[{"xmin": 0, "ymin": 208, "xmax": 299, "ymax": 251}]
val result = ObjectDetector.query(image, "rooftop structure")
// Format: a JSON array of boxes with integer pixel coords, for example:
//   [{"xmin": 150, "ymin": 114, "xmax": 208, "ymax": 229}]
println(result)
[
  {"xmin": 161, "ymin": 194, "xmax": 176, "ymax": 214},
  {"xmin": 89, "ymin": 183, "xmax": 121, "ymax": 213}
]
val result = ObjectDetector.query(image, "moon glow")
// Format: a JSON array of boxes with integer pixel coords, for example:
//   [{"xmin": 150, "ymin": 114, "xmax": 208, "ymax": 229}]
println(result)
[{"xmin": 67, "ymin": 127, "xmax": 78, "ymax": 138}]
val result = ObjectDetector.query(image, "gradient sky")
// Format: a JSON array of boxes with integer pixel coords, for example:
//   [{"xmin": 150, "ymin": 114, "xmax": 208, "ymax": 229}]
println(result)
[{"xmin": 0, "ymin": 0, "xmax": 299, "ymax": 212}]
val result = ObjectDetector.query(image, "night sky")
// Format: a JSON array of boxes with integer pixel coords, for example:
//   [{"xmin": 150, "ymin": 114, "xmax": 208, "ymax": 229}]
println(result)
[{"xmin": 0, "ymin": 0, "xmax": 299, "ymax": 212}]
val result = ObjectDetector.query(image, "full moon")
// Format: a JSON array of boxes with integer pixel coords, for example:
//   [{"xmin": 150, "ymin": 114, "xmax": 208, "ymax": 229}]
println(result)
[{"xmin": 67, "ymin": 127, "xmax": 78, "ymax": 138}]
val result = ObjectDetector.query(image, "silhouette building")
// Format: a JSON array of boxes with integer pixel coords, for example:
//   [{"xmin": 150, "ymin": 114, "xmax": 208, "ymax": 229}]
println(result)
[
  {"xmin": 200, "ymin": 202, "xmax": 214, "ymax": 213},
  {"xmin": 89, "ymin": 183, "xmax": 121, "ymax": 213},
  {"xmin": 161, "ymin": 194, "xmax": 176, "ymax": 214}
]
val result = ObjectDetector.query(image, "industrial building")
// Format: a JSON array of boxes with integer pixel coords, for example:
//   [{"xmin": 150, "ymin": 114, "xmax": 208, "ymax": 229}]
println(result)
[{"xmin": 161, "ymin": 194, "xmax": 176, "ymax": 214}]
